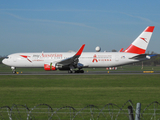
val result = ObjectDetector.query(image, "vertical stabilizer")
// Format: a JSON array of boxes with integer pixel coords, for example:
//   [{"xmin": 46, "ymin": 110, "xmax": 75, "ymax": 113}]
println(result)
[{"xmin": 123, "ymin": 26, "xmax": 155, "ymax": 54}]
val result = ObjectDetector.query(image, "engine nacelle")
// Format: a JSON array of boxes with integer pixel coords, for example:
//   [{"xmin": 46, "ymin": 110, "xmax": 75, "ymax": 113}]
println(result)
[{"xmin": 44, "ymin": 63, "xmax": 57, "ymax": 71}]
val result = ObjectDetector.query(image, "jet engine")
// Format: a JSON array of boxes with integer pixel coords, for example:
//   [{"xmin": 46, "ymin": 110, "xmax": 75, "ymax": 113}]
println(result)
[{"xmin": 44, "ymin": 63, "xmax": 57, "ymax": 71}]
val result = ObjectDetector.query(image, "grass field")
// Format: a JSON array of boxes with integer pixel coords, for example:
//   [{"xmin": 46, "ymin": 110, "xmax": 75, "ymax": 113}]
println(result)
[
  {"xmin": 1, "ymin": 73, "xmax": 160, "ymax": 119},
  {"xmin": 0, "ymin": 74, "xmax": 160, "ymax": 109},
  {"xmin": 1, "ymin": 64, "xmax": 160, "ymax": 119}
]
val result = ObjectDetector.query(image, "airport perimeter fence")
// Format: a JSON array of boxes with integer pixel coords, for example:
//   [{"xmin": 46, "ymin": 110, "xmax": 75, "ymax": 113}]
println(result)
[{"xmin": 0, "ymin": 100, "xmax": 160, "ymax": 120}]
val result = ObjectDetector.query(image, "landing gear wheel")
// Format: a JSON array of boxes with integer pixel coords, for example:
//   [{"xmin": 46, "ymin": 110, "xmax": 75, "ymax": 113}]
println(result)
[
  {"xmin": 68, "ymin": 70, "xmax": 84, "ymax": 73},
  {"xmin": 68, "ymin": 70, "xmax": 72, "ymax": 73},
  {"xmin": 75, "ymin": 70, "xmax": 79, "ymax": 73},
  {"xmin": 80, "ymin": 70, "xmax": 84, "ymax": 73},
  {"xmin": 12, "ymin": 71, "xmax": 16, "ymax": 74},
  {"xmin": 11, "ymin": 67, "xmax": 16, "ymax": 74},
  {"xmin": 75, "ymin": 70, "xmax": 84, "ymax": 73}
]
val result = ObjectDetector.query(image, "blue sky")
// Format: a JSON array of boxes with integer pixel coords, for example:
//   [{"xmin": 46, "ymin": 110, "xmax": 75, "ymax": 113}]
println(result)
[{"xmin": 0, "ymin": 0, "xmax": 160, "ymax": 55}]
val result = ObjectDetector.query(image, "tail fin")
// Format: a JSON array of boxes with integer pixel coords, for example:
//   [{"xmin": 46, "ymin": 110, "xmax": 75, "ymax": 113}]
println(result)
[{"xmin": 123, "ymin": 26, "xmax": 155, "ymax": 54}]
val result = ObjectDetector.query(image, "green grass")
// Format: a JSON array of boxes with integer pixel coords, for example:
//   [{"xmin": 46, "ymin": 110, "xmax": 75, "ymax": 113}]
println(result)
[
  {"xmin": 0, "ymin": 75, "xmax": 160, "ymax": 108},
  {"xmin": 0, "ymin": 74, "xmax": 160, "ymax": 119}
]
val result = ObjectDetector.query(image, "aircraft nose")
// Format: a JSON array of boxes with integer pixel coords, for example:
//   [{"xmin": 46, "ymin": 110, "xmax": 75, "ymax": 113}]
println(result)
[
  {"xmin": 2, "ymin": 59, "xmax": 6, "ymax": 64},
  {"xmin": 2, "ymin": 58, "xmax": 8, "ymax": 65}
]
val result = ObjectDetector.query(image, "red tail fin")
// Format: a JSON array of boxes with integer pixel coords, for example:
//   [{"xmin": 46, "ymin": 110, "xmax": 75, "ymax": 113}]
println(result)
[{"xmin": 123, "ymin": 26, "xmax": 155, "ymax": 54}]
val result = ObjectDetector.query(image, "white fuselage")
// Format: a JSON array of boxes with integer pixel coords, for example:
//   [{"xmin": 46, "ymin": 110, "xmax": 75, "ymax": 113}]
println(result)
[
  {"xmin": 2, "ymin": 52, "xmax": 140, "ymax": 68},
  {"xmin": 2, "ymin": 26, "xmax": 154, "ymax": 73}
]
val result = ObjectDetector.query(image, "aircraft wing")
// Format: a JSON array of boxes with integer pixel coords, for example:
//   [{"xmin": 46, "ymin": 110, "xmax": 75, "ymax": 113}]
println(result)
[{"xmin": 56, "ymin": 44, "xmax": 85, "ymax": 69}]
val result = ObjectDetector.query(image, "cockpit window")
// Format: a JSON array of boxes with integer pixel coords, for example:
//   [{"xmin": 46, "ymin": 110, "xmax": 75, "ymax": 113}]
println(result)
[{"xmin": 5, "ymin": 57, "xmax": 9, "ymax": 59}]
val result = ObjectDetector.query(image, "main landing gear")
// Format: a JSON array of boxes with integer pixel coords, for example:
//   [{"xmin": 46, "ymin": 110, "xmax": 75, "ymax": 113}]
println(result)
[
  {"xmin": 11, "ymin": 66, "xmax": 16, "ymax": 74},
  {"xmin": 68, "ymin": 70, "xmax": 84, "ymax": 73}
]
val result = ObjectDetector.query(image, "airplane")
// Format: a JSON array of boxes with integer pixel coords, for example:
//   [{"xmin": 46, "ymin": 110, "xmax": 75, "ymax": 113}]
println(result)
[{"xmin": 2, "ymin": 26, "xmax": 155, "ymax": 74}]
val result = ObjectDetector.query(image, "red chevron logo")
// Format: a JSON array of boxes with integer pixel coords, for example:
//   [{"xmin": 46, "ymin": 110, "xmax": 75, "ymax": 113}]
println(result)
[{"xmin": 140, "ymin": 37, "xmax": 147, "ymax": 43}]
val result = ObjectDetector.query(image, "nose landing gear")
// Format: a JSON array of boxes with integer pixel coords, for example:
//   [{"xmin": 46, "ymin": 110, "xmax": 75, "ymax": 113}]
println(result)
[{"xmin": 11, "ymin": 67, "xmax": 16, "ymax": 74}]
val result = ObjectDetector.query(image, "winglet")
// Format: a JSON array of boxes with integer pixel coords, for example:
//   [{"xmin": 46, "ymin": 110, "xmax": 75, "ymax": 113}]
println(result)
[
  {"xmin": 56, "ymin": 44, "xmax": 85, "ymax": 66},
  {"xmin": 75, "ymin": 44, "xmax": 85, "ymax": 56},
  {"xmin": 119, "ymin": 48, "xmax": 124, "ymax": 52}
]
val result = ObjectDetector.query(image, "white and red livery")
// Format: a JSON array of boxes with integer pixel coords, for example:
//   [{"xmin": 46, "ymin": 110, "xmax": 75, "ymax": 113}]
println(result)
[{"xmin": 2, "ymin": 26, "xmax": 155, "ymax": 73}]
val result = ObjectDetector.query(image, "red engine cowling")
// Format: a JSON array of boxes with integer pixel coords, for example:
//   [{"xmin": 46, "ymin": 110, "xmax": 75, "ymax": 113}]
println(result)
[{"xmin": 44, "ymin": 63, "xmax": 57, "ymax": 71}]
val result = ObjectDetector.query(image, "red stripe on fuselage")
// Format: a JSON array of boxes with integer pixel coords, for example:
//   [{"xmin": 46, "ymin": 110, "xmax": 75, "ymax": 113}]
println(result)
[
  {"xmin": 124, "ymin": 44, "xmax": 145, "ymax": 54},
  {"xmin": 20, "ymin": 55, "xmax": 28, "ymax": 58}
]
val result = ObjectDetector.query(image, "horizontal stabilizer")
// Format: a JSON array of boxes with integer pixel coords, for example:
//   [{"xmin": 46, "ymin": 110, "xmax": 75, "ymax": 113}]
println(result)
[
  {"xmin": 129, "ymin": 54, "xmax": 157, "ymax": 60},
  {"xmin": 147, "ymin": 54, "xmax": 157, "ymax": 57}
]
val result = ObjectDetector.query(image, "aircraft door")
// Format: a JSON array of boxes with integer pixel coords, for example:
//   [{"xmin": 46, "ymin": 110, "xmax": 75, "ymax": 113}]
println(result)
[
  {"xmin": 13, "ymin": 57, "xmax": 17, "ymax": 62},
  {"xmin": 115, "ymin": 55, "xmax": 119, "ymax": 61}
]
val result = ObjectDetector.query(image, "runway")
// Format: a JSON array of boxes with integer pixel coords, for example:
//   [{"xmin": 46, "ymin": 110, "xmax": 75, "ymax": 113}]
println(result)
[{"xmin": 1, "ymin": 71, "xmax": 160, "ymax": 75}]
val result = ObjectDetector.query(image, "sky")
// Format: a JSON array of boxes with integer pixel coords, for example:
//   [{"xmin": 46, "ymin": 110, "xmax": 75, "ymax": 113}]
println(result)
[{"xmin": 0, "ymin": 0, "xmax": 160, "ymax": 56}]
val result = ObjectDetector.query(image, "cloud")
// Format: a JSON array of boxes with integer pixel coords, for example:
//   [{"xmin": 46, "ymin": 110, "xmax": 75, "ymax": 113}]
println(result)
[
  {"xmin": 119, "ymin": 12, "xmax": 153, "ymax": 23},
  {"xmin": 1, "ymin": 9, "xmax": 154, "ymax": 23},
  {"xmin": 0, "ymin": 8, "xmax": 95, "ymax": 12},
  {"xmin": 2, "ymin": 12, "xmax": 95, "ymax": 29}
]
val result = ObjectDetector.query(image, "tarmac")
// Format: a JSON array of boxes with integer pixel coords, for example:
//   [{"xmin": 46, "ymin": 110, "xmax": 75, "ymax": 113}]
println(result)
[{"xmin": 0, "ymin": 71, "xmax": 160, "ymax": 75}]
